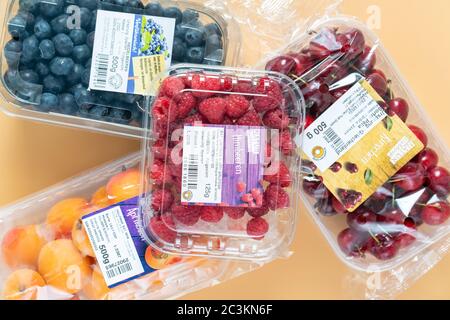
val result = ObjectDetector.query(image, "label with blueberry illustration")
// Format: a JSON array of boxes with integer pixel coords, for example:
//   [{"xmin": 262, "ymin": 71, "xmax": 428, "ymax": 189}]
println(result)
[
  {"xmin": 181, "ymin": 125, "xmax": 267, "ymax": 207},
  {"xmin": 82, "ymin": 197, "xmax": 182, "ymax": 288},
  {"xmin": 303, "ymin": 80, "xmax": 424, "ymax": 212},
  {"xmin": 89, "ymin": 10, "xmax": 175, "ymax": 95}
]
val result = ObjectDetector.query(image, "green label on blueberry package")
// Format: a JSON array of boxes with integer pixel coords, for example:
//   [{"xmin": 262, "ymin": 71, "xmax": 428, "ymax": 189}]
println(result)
[{"xmin": 89, "ymin": 10, "xmax": 175, "ymax": 95}]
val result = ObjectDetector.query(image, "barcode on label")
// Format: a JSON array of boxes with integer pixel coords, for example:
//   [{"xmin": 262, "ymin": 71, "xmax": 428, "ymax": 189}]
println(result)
[
  {"xmin": 93, "ymin": 53, "xmax": 109, "ymax": 89},
  {"xmin": 106, "ymin": 262, "xmax": 133, "ymax": 280},
  {"xmin": 187, "ymin": 154, "xmax": 199, "ymax": 190},
  {"xmin": 324, "ymin": 128, "xmax": 345, "ymax": 155}
]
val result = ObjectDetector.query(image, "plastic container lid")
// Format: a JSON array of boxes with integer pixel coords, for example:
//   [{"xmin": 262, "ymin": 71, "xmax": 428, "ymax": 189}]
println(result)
[
  {"xmin": 0, "ymin": 0, "xmax": 241, "ymax": 138},
  {"xmin": 138, "ymin": 64, "xmax": 305, "ymax": 261}
]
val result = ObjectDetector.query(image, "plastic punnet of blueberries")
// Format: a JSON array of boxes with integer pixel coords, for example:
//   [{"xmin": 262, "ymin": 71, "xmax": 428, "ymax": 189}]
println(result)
[
  {"xmin": 2, "ymin": 0, "xmax": 227, "ymax": 127},
  {"xmin": 266, "ymin": 24, "xmax": 450, "ymax": 265}
]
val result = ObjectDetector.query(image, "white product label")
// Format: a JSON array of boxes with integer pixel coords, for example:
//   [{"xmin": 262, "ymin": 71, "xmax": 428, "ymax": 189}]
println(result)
[
  {"xmin": 303, "ymin": 82, "xmax": 386, "ymax": 172},
  {"xmin": 388, "ymin": 136, "xmax": 416, "ymax": 165},
  {"xmin": 89, "ymin": 10, "xmax": 175, "ymax": 95},
  {"xmin": 83, "ymin": 206, "xmax": 144, "ymax": 287},
  {"xmin": 181, "ymin": 126, "xmax": 225, "ymax": 204}
]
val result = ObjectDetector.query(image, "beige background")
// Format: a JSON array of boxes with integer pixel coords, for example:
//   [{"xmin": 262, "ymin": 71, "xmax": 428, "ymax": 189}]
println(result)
[{"xmin": 0, "ymin": 0, "xmax": 449, "ymax": 299}]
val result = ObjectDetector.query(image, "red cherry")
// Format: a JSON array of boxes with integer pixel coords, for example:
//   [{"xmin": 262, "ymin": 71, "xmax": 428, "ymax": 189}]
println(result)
[
  {"xmin": 422, "ymin": 201, "xmax": 450, "ymax": 226},
  {"xmin": 368, "ymin": 233, "xmax": 399, "ymax": 261},
  {"xmin": 354, "ymin": 46, "xmax": 376, "ymax": 74},
  {"xmin": 371, "ymin": 69, "xmax": 387, "ymax": 81},
  {"xmin": 337, "ymin": 28, "xmax": 365, "ymax": 61},
  {"xmin": 388, "ymin": 98, "xmax": 409, "ymax": 122},
  {"xmin": 408, "ymin": 125, "xmax": 428, "ymax": 147},
  {"xmin": 337, "ymin": 228, "xmax": 368, "ymax": 258},
  {"xmin": 265, "ymin": 55, "xmax": 296, "ymax": 75},
  {"xmin": 377, "ymin": 209, "xmax": 406, "ymax": 225},
  {"xmin": 366, "ymin": 72, "xmax": 388, "ymax": 97},
  {"xmin": 331, "ymin": 196, "xmax": 347, "ymax": 214},
  {"xmin": 304, "ymin": 114, "xmax": 314, "ymax": 129},
  {"xmin": 427, "ymin": 166, "xmax": 450, "ymax": 196},
  {"xmin": 414, "ymin": 148, "xmax": 439, "ymax": 171},
  {"xmin": 346, "ymin": 208, "xmax": 378, "ymax": 232},
  {"xmin": 302, "ymin": 179, "xmax": 329, "ymax": 200},
  {"xmin": 331, "ymin": 87, "xmax": 348, "ymax": 99},
  {"xmin": 395, "ymin": 219, "xmax": 417, "ymax": 248},
  {"xmin": 287, "ymin": 53, "xmax": 314, "ymax": 75},
  {"xmin": 393, "ymin": 162, "xmax": 426, "ymax": 192}
]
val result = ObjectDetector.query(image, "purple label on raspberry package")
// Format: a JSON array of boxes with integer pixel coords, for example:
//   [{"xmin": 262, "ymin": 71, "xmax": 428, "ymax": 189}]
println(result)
[
  {"xmin": 181, "ymin": 125, "xmax": 267, "ymax": 207},
  {"xmin": 82, "ymin": 197, "xmax": 157, "ymax": 288}
]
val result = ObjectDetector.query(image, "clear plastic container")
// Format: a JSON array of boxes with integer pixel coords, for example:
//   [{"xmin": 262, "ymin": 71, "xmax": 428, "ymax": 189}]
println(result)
[
  {"xmin": 264, "ymin": 16, "xmax": 450, "ymax": 272},
  {"xmin": 138, "ymin": 64, "xmax": 305, "ymax": 261},
  {"xmin": 0, "ymin": 0, "xmax": 241, "ymax": 138},
  {"xmin": 0, "ymin": 152, "xmax": 232, "ymax": 300}
]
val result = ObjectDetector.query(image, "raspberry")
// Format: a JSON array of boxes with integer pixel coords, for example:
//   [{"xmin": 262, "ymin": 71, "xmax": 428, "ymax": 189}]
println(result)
[
  {"xmin": 184, "ymin": 113, "xmax": 204, "ymax": 125},
  {"xmin": 237, "ymin": 109, "xmax": 262, "ymax": 126},
  {"xmin": 151, "ymin": 189, "xmax": 174, "ymax": 212},
  {"xmin": 263, "ymin": 108, "xmax": 290, "ymax": 129},
  {"xmin": 241, "ymin": 193, "xmax": 254, "ymax": 203},
  {"xmin": 171, "ymin": 204, "xmax": 201, "ymax": 226},
  {"xmin": 236, "ymin": 182, "xmax": 246, "ymax": 193},
  {"xmin": 200, "ymin": 206, "xmax": 224, "ymax": 223},
  {"xmin": 175, "ymin": 92, "xmax": 196, "ymax": 119},
  {"xmin": 224, "ymin": 207, "xmax": 246, "ymax": 220},
  {"xmin": 149, "ymin": 214, "xmax": 177, "ymax": 243},
  {"xmin": 153, "ymin": 139, "xmax": 169, "ymax": 160},
  {"xmin": 264, "ymin": 184, "xmax": 290, "ymax": 210},
  {"xmin": 191, "ymin": 74, "xmax": 221, "ymax": 98},
  {"xmin": 253, "ymin": 78, "xmax": 283, "ymax": 113},
  {"xmin": 264, "ymin": 161, "xmax": 292, "ymax": 187},
  {"xmin": 198, "ymin": 97, "xmax": 227, "ymax": 124},
  {"xmin": 223, "ymin": 116, "xmax": 234, "ymax": 125},
  {"xmin": 233, "ymin": 80, "xmax": 255, "ymax": 94},
  {"xmin": 150, "ymin": 159, "xmax": 173, "ymax": 185},
  {"xmin": 279, "ymin": 130, "xmax": 294, "ymax": 156},
  {"xmin": 225, "ymin": 94, "xmax": 250, "ymax": 118},
  {"xmin": 247, "ymin": 202, "xmax": 270, "ymax": 218},
  {"xmin": 221, "ymin": 76, "xmax": 234, "ymax": 91},
  {"xmin": 160, "ymin": 77, "xmax": 185, "ymax": 98},
  {"xmin": 246, "ymin": 217, "xmax": 269, "ymax": 240},
  {"xmin": 152, "ymin": 96, "xmax": 178, "ymax": 124}
]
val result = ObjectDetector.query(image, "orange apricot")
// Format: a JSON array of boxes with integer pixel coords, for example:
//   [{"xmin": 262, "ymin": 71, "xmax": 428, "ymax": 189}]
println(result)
[
  {"xmin": 46, "ymin": 198, "xmax": 90, "ymax": 238},
  {"xmin": 144, "ymin": 246, "xmax": 183, "ymax": 270},
  {"xmin": 90, "ymin": 186, "xmax": 113, "ymax": 209},
  {"xmin": 83, "ymin": 265, "xmax": 110, "ymax": 300},
  {"xmin": 106, "ymin": 168, "xmax": 142, "ymax": 204},
  {"xmin": 2, "ymin": 269, "xmax": 46, "ymax": 300},
  {"xmin": 72, "ymin": 219, "xmax": 95, "ymax": 258},
  {"xmin": 38, "ymin": 239, "xmax": 91, "ymax": 294},
  {"xmin": 1, "ymin": 224, "xmax": 52, "ymax": 268}
]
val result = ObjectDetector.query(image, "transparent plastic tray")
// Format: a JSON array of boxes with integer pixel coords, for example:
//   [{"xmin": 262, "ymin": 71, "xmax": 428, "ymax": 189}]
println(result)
[
  {"xmin": 0, "ymin": 0, "xmax": 241, "ymax": 138},
  {"xmin": 265, "ymin": 16, "xmax": 450, "ymax": 272},
  {"xmin": 139, "ymin": 64, "xmax": 305, "ymax": 261}
]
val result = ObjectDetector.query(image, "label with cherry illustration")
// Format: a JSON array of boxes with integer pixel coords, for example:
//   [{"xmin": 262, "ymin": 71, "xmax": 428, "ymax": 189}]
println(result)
[
  {"xmin": 303, "ymin": 80, "xmax": 424, "ymax": 212},
  {"xmin": 181, "ymin": 125, "xmax": 267, "ymax": 207}
]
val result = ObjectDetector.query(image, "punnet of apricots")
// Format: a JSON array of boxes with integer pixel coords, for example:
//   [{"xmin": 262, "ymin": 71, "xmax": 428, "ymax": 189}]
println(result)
[{"xmin": 0, "ymin": 167, "xmax": 192, "ymax": 300}]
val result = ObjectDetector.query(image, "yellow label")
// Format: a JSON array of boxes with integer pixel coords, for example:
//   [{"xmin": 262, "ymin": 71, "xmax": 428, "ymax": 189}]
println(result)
[
  {"xmin": 131, "ymin": 55, "xmax": 166, "ymax": 96},
  {"xmin": 303, "ymin": 80, "xmax": 424, "ymax": 212}
]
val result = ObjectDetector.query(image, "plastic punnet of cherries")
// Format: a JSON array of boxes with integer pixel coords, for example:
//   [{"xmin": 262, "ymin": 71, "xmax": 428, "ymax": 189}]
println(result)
[
  {"xmin": 266, "ymin": 26, "xmax": 450, "ymax": 262},
  {"xmin": 146, "ymin": 72, "xmax": 299, "ymax": 242}
]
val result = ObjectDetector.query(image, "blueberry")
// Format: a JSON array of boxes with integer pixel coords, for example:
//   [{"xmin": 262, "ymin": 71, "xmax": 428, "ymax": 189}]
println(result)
[
  {"xmin": 66, "ymin": 64, "xmax": 85, "ymax": 85},
  {"xmin": 34, "ymin": 18, "xmax": 52, "ymax": 39},
  {"xmin": 74, "ymin": 87, "xmax": 95, "ymax": 105},
  {"xmin": 86, "ymin": 32, "xmax": 95, "ymax": 49},
  {"xmin": 22, "ymin": 35, "xmax": 40, "ymax": 60},
  {"xmin": 128, "ymin": 0, "xmax": 144, "ymax": 8},
  {"xmin": 88, "ymin": 105, "xmax": 110, "ymax": 120},
  {"xmin": 39, "ymin": 39, "xmax": 56, "ymax": 59},
  {"xmin": 51, "ymin": 14, "xmax": 69, "ymax": 34},
  {"xmin": 20, "ymin": 69, "xmax": 40, "ymax": 84},
  {"xmin": 163, "ymin": 7, "xmax": 183, "ymax": 24},
  {"xmin": 35, "ymin": 61, "xmax": 50, "ymax": 77},
  {"xmin": 78, "ymin": 0, "xmax": 98, "ymax": 10},
  {"xmin": 20, "ymin": 53, "xmax": 35, "ymax": 66},
  {"xmin": 172, "ymin": 37, "xmax": 187, "ymax": 61},
  {"xmin": 184, "ymin": 28, "xmax": 205, "ymax": 47},
  {"xmin": 58, "ymin": 93, "xmax": 78, "ymax": 114},
  {"xmin": 50, "ymin": 57, "xmax": 74, "ymax": 76},
  {"xmin": 81, "ymin": 68, "xmax": 90, "ymax": 86},
  {"xmin": 89, "ymin": 10, "xmax": 97, "ymax": 32},
  {"xmin": 205, "ymin": 23, "xmax": 221, "ymax": 36},
  {"xmin": 43, "ymin": 74, "xmax": 65, "ymax": 94},
  {"xmin": 113, "ymin": 0, "xmax": 128, "ymax": 6},
  {"xmin": 68, "ymin": 83, "xmax": 85, "ymax": 95},
  {"xmin": 85, "ymin": 58, "xmax": 92, "ymax": 68},
  {"xmin": 119, "ymin": 93, "xmax": 139, "ymax": 104},
  {"xmin": 19, "ymin": 0, "xmax": 39, "ymax": 13},
  {"xmin": 182, "ymin": 9, "xmax": 199, "ymax": 23},
  {"xmin": 69, "ymin": 29, "xmax": 87, "ymax": 45},
  {"xmin": 109, "ymin": 108, "xmax": 131, "ymax": 124},
  {"xmin": 94, "ymin": 90, "xmax": 116, "ymax": 103},
  {"xmin": 145, "ymin": 3, "xmax": 164, "ymax": 16},
  {"xmin": 39, "ymin": 92, "xmax": 59, "ymax": 112},
  {"xmin": 72, "ymin": 44, "xmax": 91, "ymax": 63},
  {"xmin": 79, "ymin": 7, "xmax": 93, "ymax": 29},
  {"xmin": 8, "ymin": 14, "xmax": 28, "ymax": 39},
  {"xmin": 39, "ymin": 0, "xmax": 64, "ymax": 19},
  {"xmin": 52, "ymin": 33, "xmax": 74, "ymax": 56},
  {"xmin": 18, "ymin": 11, "xmax": 35, "ymax": 31},
  {"xmin": 204, "ymin": 49, "xmax": 224, "ymax": 65},
  {"xmin": 205, "ymin": 34, "xmax": 222, "ymax": 52},
  {"xmin": 4, "ymin": 39, "xmax": 22, "ymax": 67},
  {"xmin": 185, "ymin": 46, "xmax": 204, "ymax": 63}
]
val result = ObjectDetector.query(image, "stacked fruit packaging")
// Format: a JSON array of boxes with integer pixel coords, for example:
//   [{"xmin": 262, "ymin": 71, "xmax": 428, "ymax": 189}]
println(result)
[
  {"xmin": 265, "ymin": 16, "xmax": 450, "ymax": 298},
  {"xmin": 0, "ymin": 0, "xmax": 240, "ymax": 138}
]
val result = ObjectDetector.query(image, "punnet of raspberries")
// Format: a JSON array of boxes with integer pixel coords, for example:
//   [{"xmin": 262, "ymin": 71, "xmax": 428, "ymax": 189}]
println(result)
[
  {"xmin": 266, "ymin": 26, "xmax": 450, "ymax": 262},
  {"xmin": 147, "ymin": 70, "xmax": 302, "ymax": 243}
]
